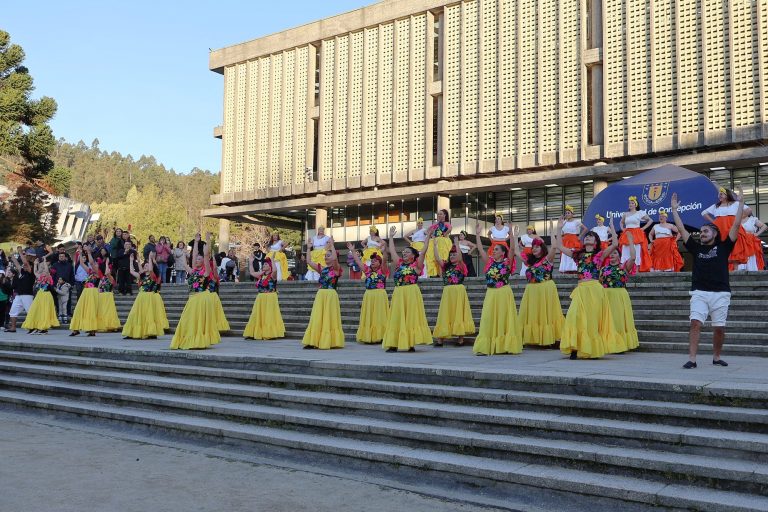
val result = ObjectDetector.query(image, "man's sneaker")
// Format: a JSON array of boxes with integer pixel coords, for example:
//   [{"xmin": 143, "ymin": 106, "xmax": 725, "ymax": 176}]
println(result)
[
  {"xmin": 713, "ymin": 359, "xmax": 729, "ymax": 367},
  {"xmin": 683, "ymin": 361, "xmax": 697, "ymax": 369}
]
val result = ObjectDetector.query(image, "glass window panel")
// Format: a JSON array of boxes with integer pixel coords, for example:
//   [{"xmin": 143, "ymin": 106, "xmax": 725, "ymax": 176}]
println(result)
[
  {"xmin": 545, "ymin": 186, "xmax": 563, "ymax": 221},
  {"xmin": 564, "ymin": 185, "xmax": 583, "ymax": 217},
  {"xmin": 528, "ymin": 188, "xmax": 545, "ymax": 221},
  {"xmin": 358, "ymin": 203, "xmax": 373, "ymax": 226},
  {"xmin": 510, "ymin": 190, "xmax": 528, "ymax": 223},
  {"xmin": 402, "ymin": 200, "xmax": 418, "ymax": 222},
  {"xmin": 709, "ymin": 169, "xmax": 731, "ymax": 189},
  {"xmin": 493, "ymin": 191, "xmax": 511, "ymax": 222},
  {"xmin": 733, "ymin": 168, "xmax": 756, "ymax": 207}
]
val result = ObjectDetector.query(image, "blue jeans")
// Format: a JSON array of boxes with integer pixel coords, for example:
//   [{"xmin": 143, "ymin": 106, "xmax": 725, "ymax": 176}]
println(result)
[
  {"xmin": 157, "ymin": 262, "xmax": 168, "ymax": 283},
  {"xmin": 175, "ymin": 270, "xmax": 187, "ymax": 284}
]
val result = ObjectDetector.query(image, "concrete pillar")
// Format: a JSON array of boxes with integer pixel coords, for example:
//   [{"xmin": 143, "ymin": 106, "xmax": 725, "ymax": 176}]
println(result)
[
  {"xmin": 218, "ymin": 218, "xmax": 230, "ymax": 252},
  {"xmin": 593, "ymin": 179, "xmax": 608, "ymax": 195},
  {"xmin": 436, "ymin": 194, "xmax": 450, "ymax": 215},
  {"xmin": 315, "ymin": 207, "xmax": 328, "ymax": 229}
]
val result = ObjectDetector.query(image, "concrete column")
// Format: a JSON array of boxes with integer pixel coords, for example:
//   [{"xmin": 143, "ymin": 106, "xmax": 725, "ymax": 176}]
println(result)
[
  {"xmin": 593, "ymin": 179, "xmax": 608, "ymax": 195},
  {"xmin": 437, "ymin": 194, "xmax": 450, "ymax": 214},
  {"xmin": 315, "ymin": 207, "xmax": 329, "ymax": 229},
  {"xmin": 218, "ymin": 219, "xmax": 231, "ymax": 252}
]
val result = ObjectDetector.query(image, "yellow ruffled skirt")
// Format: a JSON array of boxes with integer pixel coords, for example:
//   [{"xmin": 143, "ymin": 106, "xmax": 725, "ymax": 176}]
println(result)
[
  {"xmin": 356, "ymin": 288, "xmax": 389, "ymax": 343},
  {"xmin": 121, "ymin": 291, "xmax": 165, "ymax": 339},
  {"xmin": 605, "ymin": 288, "xmax": 639, "ymax": 353},
  {"xmin": 207, "ymin": 291, "xmax": 230, "ymax": 332},
  {"xmin": 383, "ymin": 285, "xmax": 433, "ymax": 350},
  {"xmin": 425, "ymin": 237, "xmax": 453, "ymax": 277},
  {"xmin": 70, "ymin": 288, "xmax": 99, "ymax": 332},
  {"xmin": 152, "ymin": 292, "xmax": 169, "ymax": 331},
  {"xmin": 97, "ymin": 292, "xmax": 121, "ymax": 332},
  {"xmin": 473, "ymin": 286, "xmax": 523, "ymax": 355},
  {"xmin": 519, "ymin": 280, "xmax": 564, "ymax": 346},
  {"xmin": 244, "ymin": 292, "xmax": 285, "ymax": 340},
  {"xmin": 433, "ymin": 284, "xmax": 475, "ymax": 338},
  {"xmin": 171, "ymin": 291, "xmax": 221, "ymax": 349},
  {"xmin": 267, "ymin": 250, "xmax": 289, "ymax": 281},
  {"xmin": 21, "ymin": 291, "xmax": 59, "ymax": 331},
  {"xmin": 302, "ymin": 289, "xmax": 345, "ymax": 349},
  {"xmin": 560, "ymin": 280, "xmax": 616, "ymax": 359}
]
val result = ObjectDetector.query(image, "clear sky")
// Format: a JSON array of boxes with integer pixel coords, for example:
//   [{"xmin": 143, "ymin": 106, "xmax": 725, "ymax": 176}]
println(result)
[{"xmin": 4, "ymin": 0, "xmax": 368, "ymax": 174}]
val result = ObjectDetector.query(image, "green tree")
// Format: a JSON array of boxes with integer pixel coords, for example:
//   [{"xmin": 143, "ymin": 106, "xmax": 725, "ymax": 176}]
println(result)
[{"xmin": 42, "ymin": 166, "xmax": 72, "ymax": 196}]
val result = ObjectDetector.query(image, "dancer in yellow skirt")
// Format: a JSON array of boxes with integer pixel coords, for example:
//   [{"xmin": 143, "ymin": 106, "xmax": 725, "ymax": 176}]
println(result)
[
  {"xmin": 171, "ymin": 234, "xmax": 220, "ymax": 350},
  {"xmin": 348, "ymin": 244, "xmax": 389, "ymax": 344},
  {"xmin": 519, "ymin": 223, "xmax": 564, "ymax": 347},
  {"xmin": 21, "ymin": 259, "xmax": 59, "ymax": 334},
  {"xmin": 473, "ymin": 222, "xmax": 523, "ymax": 355},
  {"xmin": 206, "ymin": 247, "xmax": 230, "ymax": 333},
  {"xmin": 96, "ymin": 264, "xmax": 121, "ymax": 333},
  {"xmin": 425, "ymin": 209, "xmax": 453, "ymax": 277},
  {"xmin": 405, "ymin": 218, "xmax": 428, "ymax": 254},
  {"xmin": 383, "ymin": 226, "xmax": 434, "ymax": 352},
  {"xmin": 122, "ymin": 253, "xmax": 166, "ymax": 339},
  {"xmin": 266, "ymin": 232, "xmax": 289, "ymax": 281},
  {"xmin": 244, "ymin": 257, "xmax": 285, "ymax": 340},
  {"xmin": 432, "ymin": 236, "xmax": 475, "ymax": 346},
  {"xmin": 302, "ymin": 241, "xmax": 345, "ymax": 349},
  {"xmin": 306, "ymin": 226, "xmax": 331, "ymax": 281},
  {"xmin": 555, "ymin": 217, "xmax": 620, "ymax": 359},
  {"xmin": 361, "ymin": 226, "xmax": 386, "ymax": 269},
  {"xmin": 70, "ymin": 246, "xmax": 100, "ymax": 337},
  {"xmin": 599, "ymin": 228, "xmax": 639, "ymax": 353}
]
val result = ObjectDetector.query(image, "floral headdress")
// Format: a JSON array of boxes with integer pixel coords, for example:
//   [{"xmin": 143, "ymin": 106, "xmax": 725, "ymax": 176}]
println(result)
[
  {"xmin": 628, "ymin": 196, "xmax": 638, "ymax": 206},
  {"xmin": 564, "ymin": 205, "xmax": 574, "ymax": 213},
  {"xmin": 594, "ymin": 214, "xmax": 604, "ymax": 222}
]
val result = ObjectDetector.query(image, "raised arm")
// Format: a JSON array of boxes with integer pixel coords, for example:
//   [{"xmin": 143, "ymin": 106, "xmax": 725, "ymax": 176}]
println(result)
[
  {"xmin": 128, "ymin": 254, "xmax": 140, "ymax": 280},
  {"xmin": 730, "ymin": 186, "xmax": 745, "ymax": 242},
  {"xmin": 509, "ymin": 226, "xmax": 519, "ymax": 259},
  {"xmin": 606, "ymin": 217, "xmax": 620, "ymax": 257},
  {"xmin": 475, "ymin": 223, "xmax": 489, "ymax": 264},
  {"xmin": 387, "ymin": 226, "xmax": 399, "ymax": 275},
  {"xmin": 670, "ymin": 193, "xmax": 691, "ymax": 243},
  {"xmin": 546, "ymin": 221, "xmax": 557, "ymax": 262},
  {"xmin": 347, "ymin": 242, "xmax": 365, "ymax": 270}
]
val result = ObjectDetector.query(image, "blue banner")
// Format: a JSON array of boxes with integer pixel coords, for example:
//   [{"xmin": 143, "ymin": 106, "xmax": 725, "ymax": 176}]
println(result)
[{"xmin": 584, "ymin": 164, "xmax": 717, "ymax": 230}]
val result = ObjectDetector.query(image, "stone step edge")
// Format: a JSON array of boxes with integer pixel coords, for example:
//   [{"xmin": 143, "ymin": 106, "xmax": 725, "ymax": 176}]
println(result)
[{"xmin": 0, "ymin": 391, "xmax": 765, "ymax": 512}]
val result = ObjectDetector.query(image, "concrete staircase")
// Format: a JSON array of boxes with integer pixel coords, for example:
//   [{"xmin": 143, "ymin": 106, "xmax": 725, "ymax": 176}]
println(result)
[
  {"xmin": 0, "ymin": 340, "xmax": 766, "ymax": 511},
  {"xmin": 104, "ymin": 272, "xmax": 768, "ymax": 356}
]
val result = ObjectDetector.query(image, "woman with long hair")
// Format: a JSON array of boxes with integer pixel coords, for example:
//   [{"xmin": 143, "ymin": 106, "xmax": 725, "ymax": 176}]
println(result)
[
  {"xmin": 405, "ymin": 218, "xmax": 428, "ymax": 254},
  {"xmin": 21, "ymin": 259, "xmax": 59, "ymax": 335},
  {"xmin": 519, "ymin": 224, "xmax": 564, "ymax": 347},
  {"xmin": 424, "ymin": 209, "xmax": 453, "ymax": 278},
  {"xmin": 122, "ymin": 253, "xmax": 166, "ymax": 339},
  {"xmin": 457, "ymin": 231, "xmax": 477, "ymax": 277},
  {"xmin": 244, "ymin": 257, "xmax": 285, "ymax": 340},
  {"xmin": 558, "ymin": 206, "xmax": 587, "ymax": 273},
  {"xmin": 266, "ymin": 231, "xmax": 289, "ymax": 281},
  {"xmin": 555, "ymin": 217, "xmax": 619, "ymax": 359},
  {"xmin": 517, "ymin": 225, "xmax": 537, "ymax": 276},
  {"xmin": 619, "ymin": 196, "xmax": 653, "ymax": 272},
  {"xmin": 648, "ymin": 209, "xmax": 683, "ymax": 272},
  {"xmin": 96, "ymin": 260, "xmax": 121, "ymax": 333},
  {"xmin": 361, "ymin": 226, "xmax": 386, "ymax": 271},
  {"xmin": 487, "ymin": 214, "xmax": 510, "ymax": 258},
  {"xmin": 432, "ymin": 236, "xmax": 475, "ymax": 347},
  {"xmin": 171, "ymin": 234, "xmax": 220, "ymax": 350},
  {"xmin": 600, "ymin": 227, "xmax": 639, "ymax": 353},
  {"xmin": 382, "ymin": 226, "xmax": 434, "ymax": 352},
  {"xmin": 206, "ymin": 248, "xmax": 230, "ymax": 333},
  {"xmin": 738, "ymin": 207, "xmax": 766, "ymax": 271},
  {"xmin": 348, "ymin": 244, "xmax": 389, "ymax": 344},
  {"xmin": 473, "ymin": 223, "xmax": 523, "ymax": 356},
  {"xmin": 591, "ymin": 214, "xmax": 610, "ymax": 250},
  {"xmin": 702, "ymin": 187, "xmax": 751, "ymax": 270},
  {"xmin": 69, "ymin": 247, "xmax": 100, "ymax": 337},
  {"xmin": 302, "ymin": 242, "xmax": 345, "ymax": 349},
  {"xmin": 306, "ymin": 226, "xmax": 331, "ymax": 281}
]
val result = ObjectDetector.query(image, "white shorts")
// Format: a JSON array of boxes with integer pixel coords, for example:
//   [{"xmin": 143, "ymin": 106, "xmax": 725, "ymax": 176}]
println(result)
[
  {"xmin": 689, "ymin": 290, "xmax": 731, "ymax": 327},
  {"xmin": 9, "ymin": 295, "xmax": 34, "ymax": 317}
]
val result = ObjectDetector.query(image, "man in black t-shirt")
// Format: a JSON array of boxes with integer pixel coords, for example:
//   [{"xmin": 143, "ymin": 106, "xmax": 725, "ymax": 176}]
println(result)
[
  {"xmin": 670, "ymin": 188, "xmax": 744, "ymax": 369},
  {"xmin": 5, "ymin": 252, "xmax": 35, "ymax": 333}
]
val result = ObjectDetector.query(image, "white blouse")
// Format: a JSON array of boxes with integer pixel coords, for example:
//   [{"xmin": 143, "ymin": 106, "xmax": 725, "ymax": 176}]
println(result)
[
  {"xmin": 490, "ymin": 225, "xmax": 510, "ymax": 240},
  {"xmin": 742, "ymin": 216, "xmax": 758, "ymax": 234},
  {"xmin": 592, "ymin": 225, "xmax": 609, "ymax": 241},
  {"xmin": 459, "ymin": 243, "xmax": 471, "ymax": 254},
  {"xmin": 623, "ymin": 210, "xmax": 648, "ymax": 229},
  {"xmin": 366, "ymin": 237, "xmax": 381, "ymax": 248},
  {"xmin": 520, "ymin": 234, "xmax": 535, "ymax": 247},
  {"xmin": 561, "ymin": 219, "xmax": 582, "ymax": 235},
  {"xmin": 653, "ymin": 225, "xmax": 673, "ymax": 238},
  {"xmin": 411, "ymin": 228, "xmax": 427, "ymax": 242},
  {"xmin": 269, "ymin": 240, "xmax": 284, "ymax": 252},
  {"xmin": 702, "ymin": 202, "xmax": 742, "ymax": 218},
  {"xmin": 312, "ymin": 235, "xmax": 330, "ymax": 249}
]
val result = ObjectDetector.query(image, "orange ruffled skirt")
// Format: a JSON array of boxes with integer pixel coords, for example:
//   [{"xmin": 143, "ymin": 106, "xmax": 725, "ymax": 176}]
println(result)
[
  {"xmin": 619, "ymin": 228, "xmax": 651, "ymax": 272},
  {"xmin": 650, "ymin": 236, "xmax": 683, "ymax": 272},
  {"xmin": 713, "ymin": 215, "xmax": 750, "ymax": 265}
]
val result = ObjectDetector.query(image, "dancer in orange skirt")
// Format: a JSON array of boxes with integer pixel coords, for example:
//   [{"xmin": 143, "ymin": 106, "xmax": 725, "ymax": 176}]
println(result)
[
  {"xmin": 619, "ymin": 196, "xmax": 652, "ymax": 272},
  {"xmin": 558, "ymin": 206, "xmax": 587, "ymax": 273},
  {"xmin": 649, "ymin": 209, "xmax": 683, "ymax": 272},
  {"xmin": 487, "ymin": 214, "xmax": 510, "ymax": 257},
  {"xmin": 702, "ymin": 187, "xmax": 751, "ymax": 269},
  {"xmin": 738, "ymin": 207, "xmax": 766, "ymax": 271},
  {"xmin": 591, "ymin": 214, "xmax": 611, "ymax": 250},
  {"xmin": 518, "ymin": 225, "xmax": 539, "ymax": 276}
]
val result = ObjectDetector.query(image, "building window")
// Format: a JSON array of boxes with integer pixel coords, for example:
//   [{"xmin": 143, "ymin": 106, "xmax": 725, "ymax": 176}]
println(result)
[
  {"xmin": 313, "ymin": 44, "xmax": 321, "ymax": 106},
  {"xmin": 312, "ymin": 118, "xmax": 319, "ymax": 181},
  {"xmin": 433, "ymin": 12, "xmax": 442, "ymax": 81},
  {"xmin": 587, "ymin": 66, "xmax": 603, "ymax": 145},
  {"xmin": 586, "ymin": 0, "xmax": 601, "ymax": 49},
  {"xmin": 432, "ymin": 95, "xmax": 442, "ymax": 166}
]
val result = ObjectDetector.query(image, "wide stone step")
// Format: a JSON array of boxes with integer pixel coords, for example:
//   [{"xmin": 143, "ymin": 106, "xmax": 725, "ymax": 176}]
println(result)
[
  {"xmin": 1, "ymin": 374, "xmax": 767, "ymax": 498},
  {"xmin": 5, "ymin": 391, "xmax": 767, "ymax": 512}
]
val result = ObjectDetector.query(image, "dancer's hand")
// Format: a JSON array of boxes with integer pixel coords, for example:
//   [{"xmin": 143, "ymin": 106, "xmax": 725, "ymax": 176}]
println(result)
[
  {"xmin": 671, "ymin": 193, "xmax": 680, "ymax": 210},
  {"xmin": 389, "ymin": 226, "xmax": 397, "ymax": 237},
  {"xmin": 346, "ymin": 242, "xmax": 355, "ymax": 251}
]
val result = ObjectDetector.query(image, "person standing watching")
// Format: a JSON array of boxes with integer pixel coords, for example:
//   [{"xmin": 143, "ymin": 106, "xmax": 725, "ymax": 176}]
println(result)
[
  {"xmin": 4, "ymin": 251, "xmax": 35, "ymax": 333},
  {"xmin": 73, "ymin": 244, "xmax": 89, "ymax": 300},
  {"xmin": 50, "ymin": 251, "xmax": 75, "ymax": 321},
  {"xmin": 251, "ymin": 243, "xmax": 265, "ymax": 281},
  {"xmin": 670, "ymin": 188, "xmax": 744, "ymax": 369},
  {"xmin": 116, "ymin": 241, "xmax": 137, "ymax": 296},
  {"xmin": 154, "ymin": 236, "xmax": 171, "ymax": 283},
  {"xmin": 142, "ymin": 235, "xmax": 157, "ymax": 261},
  {"xmin": 173, "ymin": 241, "xmax": 188, "ymax": 284}
]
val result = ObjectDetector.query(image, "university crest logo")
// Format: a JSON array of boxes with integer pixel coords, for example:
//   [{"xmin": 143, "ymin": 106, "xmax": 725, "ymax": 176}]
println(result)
[{"xmin": 642, "ymin": 182, "xmax": 669, "ymax": 206}]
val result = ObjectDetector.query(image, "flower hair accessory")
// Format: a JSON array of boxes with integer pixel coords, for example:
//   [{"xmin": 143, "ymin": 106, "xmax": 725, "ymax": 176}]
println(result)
[
  {"xmin": 532, "ymin": 238, "xmax": 545, "ymax": 247},
  {"xmin": 564, "ymin": 205, "xmax": 574, "ymax": 213},
  {"xmin": 417, "ymin": 217, "xmax": 424, "ymax": 223},
  {"xmin": 526, "ymin": 225, "xmax": 534, "ymax": 231},
  {"xmin": 369, "ymin": 226, "xmax": 378, "ymax": 234},
  {"xmin": 658, "ymin": 208, "xmax": 668, "ymax": 217},
  {"xmin": 594, "ymin": 214, "xmax": 604, "ymax": 222},
  {"xmin": 719, "ymin": 187, "xmax": 727, "ymax": 194},
  {"xmin": 628, "ymin": 196, "xmax": 638, "ymax": 205}
]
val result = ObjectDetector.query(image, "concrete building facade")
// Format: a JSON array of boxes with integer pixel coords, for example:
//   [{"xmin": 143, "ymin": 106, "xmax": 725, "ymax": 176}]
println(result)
[{"xmin": 204, "ymin": 0, "xmax": 768, "ymax": 245}]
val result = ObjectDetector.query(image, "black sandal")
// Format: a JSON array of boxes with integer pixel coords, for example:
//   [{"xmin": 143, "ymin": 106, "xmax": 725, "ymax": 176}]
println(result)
[
  {"xmin": 712, "ymin": 359, "xmax": 728, "ymax": 367},
  {"xmin": 683, "ymin": 361, "xmax": 697, "ymax": 369},
  {"xmin": 69, "ymin": 331, "xmax": 79, "ymax": 337}
]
